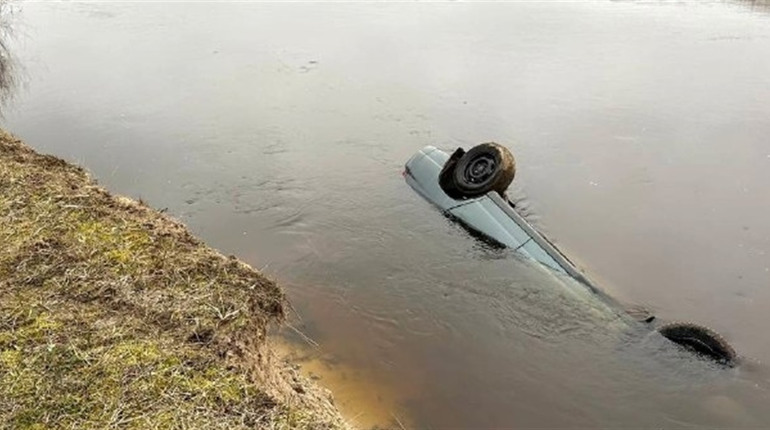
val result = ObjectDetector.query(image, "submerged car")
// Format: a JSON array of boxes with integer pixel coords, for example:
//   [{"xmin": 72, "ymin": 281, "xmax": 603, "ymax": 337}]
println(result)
[{"xmin": 404, "ymin": 143, "xmax": 736, "ymax": 366}]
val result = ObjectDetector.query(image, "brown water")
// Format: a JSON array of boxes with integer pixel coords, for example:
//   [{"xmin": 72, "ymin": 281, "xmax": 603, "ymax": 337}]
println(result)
[{"xmin": 5, "ymin": 1, "xmax": 770, "ymax": 427}]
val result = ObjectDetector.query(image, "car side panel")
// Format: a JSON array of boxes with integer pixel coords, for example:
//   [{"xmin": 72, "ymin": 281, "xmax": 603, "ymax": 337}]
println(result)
[
  {"xmin": 404, "ymin": 146, "xmax": 458, "ymax": 211},
  {"xmin": 448, "ymin": 198, "xmax": 528, "ymax": 247},
  {"xmin": 518, "ymin": 240, "xmax": 568, "ymax": 275}
]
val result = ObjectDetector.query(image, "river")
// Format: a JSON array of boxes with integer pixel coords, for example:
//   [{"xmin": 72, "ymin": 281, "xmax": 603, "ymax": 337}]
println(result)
[{"xmin": 4, "ymin": 1, "xmax": 770, "ymax": 427}]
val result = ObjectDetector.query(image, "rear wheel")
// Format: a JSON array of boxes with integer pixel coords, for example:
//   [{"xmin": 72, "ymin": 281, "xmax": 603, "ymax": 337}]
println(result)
[
  {"xmin": 452, "ymin": 142, "xmax": 516, "ymax": 198},
  {"xmin": 658, "ymin": 322, "xmax": 736, "ymax": 366}
]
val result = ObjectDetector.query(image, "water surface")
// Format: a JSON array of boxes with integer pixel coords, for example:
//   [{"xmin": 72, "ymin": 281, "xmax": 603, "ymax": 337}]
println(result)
[{"xmin": 5, "ymin": 1, "xmax": 770, "ymax": 427}]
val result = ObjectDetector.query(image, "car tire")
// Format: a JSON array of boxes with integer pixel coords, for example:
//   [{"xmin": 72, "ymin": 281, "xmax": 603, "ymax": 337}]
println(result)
[
  {"xmin": 658, "ymin": 322, "xmax": 736, "ymax": 366},
  {"xmin": 438, "ymin": 147, "xmax": 466, "ymax": 199},
  {"xmin": 452, "ymin": 142, "xmax": 516, "ymax": 198}
]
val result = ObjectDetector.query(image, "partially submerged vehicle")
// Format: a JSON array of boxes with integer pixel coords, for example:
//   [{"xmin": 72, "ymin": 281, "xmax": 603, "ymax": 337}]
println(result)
[{"xmin": 404, "ymin": 143, "xmax": 736, "ymax": 366}]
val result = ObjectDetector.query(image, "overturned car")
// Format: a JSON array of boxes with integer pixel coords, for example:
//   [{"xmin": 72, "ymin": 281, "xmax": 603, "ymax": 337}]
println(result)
[{"xmin": 404, "ymin": 143, "xmax": 736, "ymax": 366}]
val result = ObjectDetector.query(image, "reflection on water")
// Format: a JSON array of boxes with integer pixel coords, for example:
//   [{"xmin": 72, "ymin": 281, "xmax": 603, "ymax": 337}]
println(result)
[
  {"xmin": 4, "ymin": 0, "xmax": 770, "ymax": 427},
  {"xmin": 0, "ymin": 1, "xmax": 20, "ymax": 109},
  {"xmin": 733, "ymin": 0, "xmax": 770, "ymax": 14}
]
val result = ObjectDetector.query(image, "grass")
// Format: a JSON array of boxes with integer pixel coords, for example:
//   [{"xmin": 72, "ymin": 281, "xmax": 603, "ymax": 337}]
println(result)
[{"xmin": 0, "ymin": 130, "xmax": 347, "ymax": 429}]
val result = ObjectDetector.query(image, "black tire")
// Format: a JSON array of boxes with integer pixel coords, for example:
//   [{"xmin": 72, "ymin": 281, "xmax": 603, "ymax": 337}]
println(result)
[
  {"xmin": 452, "ymin": 142, "xmax": 516, "ymax": 198},
  {"xmin": 658, "ymin": 322, "xmax": 736, "ymax": 366},
  {"xmin": 438, "ymin": 147, "xmax": 466, "ymax": 199}
]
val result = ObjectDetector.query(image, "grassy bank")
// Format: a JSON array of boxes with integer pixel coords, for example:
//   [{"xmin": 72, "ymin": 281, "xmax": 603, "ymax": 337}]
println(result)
[{"xmin": 0, "ymin": 131, "xmax": 347, "ymax": 429}]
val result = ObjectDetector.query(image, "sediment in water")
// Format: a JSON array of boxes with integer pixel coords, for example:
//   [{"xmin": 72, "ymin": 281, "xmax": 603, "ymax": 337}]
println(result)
[{"xmin": 0, "ymin": 130, "xmax": 348, "ymax": 429}]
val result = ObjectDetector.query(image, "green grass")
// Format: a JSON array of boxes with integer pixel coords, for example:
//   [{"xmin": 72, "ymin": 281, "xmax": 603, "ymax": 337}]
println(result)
[{"xmin": 0, "ymin": 131, "xmax": 346, "ymax": 429}]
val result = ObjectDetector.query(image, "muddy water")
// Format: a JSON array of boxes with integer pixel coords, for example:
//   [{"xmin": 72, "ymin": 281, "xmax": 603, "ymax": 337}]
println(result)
[{"xmin": 5, "ymin": 1, "xmax": 770, "ymax": 427}]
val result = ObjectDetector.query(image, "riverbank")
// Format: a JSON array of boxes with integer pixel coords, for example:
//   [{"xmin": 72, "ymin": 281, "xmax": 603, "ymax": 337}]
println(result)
[{"xmin": 0, "ymin": 130, "xmax": 348, "ymax": 429}]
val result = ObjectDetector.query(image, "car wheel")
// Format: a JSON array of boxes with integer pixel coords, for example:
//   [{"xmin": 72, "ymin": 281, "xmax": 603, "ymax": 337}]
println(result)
[
  {"xmin": 452, "ymin": 142, "xmax": 516, "ymax": 198},
  {"xmin": 658, "ymin": 322, "xmax": 736, "ymax": 366}
]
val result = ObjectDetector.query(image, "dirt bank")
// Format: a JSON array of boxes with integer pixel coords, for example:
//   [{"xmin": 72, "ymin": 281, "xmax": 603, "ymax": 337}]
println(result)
[{"xmin": 0, "ymin": 130, "xmax": 348, "ymax": 429}]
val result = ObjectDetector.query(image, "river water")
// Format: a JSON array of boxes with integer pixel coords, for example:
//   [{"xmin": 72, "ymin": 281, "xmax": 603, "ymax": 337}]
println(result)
[{"xmin": 4, "ymin": 1, "xmax": 770, "ymax": 427}]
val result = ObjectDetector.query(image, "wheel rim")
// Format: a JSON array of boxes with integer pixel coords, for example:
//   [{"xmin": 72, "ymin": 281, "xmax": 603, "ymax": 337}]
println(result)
[{"xmin": 464, "ymin": 155, "xmax": 496, "ymax": 184}]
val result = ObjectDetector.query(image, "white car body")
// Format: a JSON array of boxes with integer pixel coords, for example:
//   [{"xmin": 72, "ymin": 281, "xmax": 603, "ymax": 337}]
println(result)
[
  {"xmin": 404, "ymin": 145, "xmax": 737, "ymax": 365},
  {"xmin": 405, "ymin": 146, "xmax": 597, "ymax": 288}
]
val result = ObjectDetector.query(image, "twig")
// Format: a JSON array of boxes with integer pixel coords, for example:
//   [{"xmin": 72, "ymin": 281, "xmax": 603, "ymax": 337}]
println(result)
[
  {"xmin": 286, "ymin": 323, "xmax": 319, "ymax": 349},
  {"xmin": 391, "ymin": 412, "xmax": 407, "ymax": 430}
]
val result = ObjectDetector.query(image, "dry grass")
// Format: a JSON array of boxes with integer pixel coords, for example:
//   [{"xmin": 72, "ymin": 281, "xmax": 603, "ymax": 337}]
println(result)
[{"xmin": 0, "ymin": 130, "xmax": 347, "ymax": 429}]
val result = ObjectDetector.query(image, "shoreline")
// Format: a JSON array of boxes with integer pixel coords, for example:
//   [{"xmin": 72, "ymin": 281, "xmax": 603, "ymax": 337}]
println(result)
[
  {"xmin": 274, "ymin": 336, "xmax": 413, "ymax": 430},
  {"xmin": 0, "ymin": 130, "xmax": 348, "ymax": 429}
]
